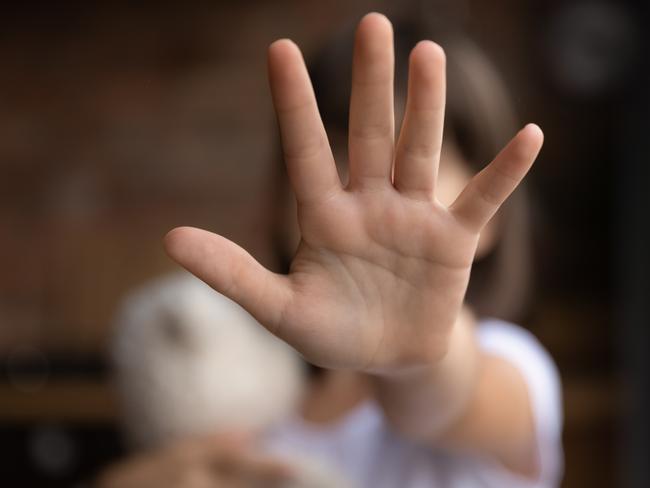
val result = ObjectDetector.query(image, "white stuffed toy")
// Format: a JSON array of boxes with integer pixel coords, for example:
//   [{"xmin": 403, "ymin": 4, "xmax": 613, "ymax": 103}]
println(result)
[{"xmin": 111, "ymin": 272, "xmax": 354, "ymax": 488}]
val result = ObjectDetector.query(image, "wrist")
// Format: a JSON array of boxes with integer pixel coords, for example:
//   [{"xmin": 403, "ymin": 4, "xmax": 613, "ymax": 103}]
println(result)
[
  {"xmin": 369, "ymin": 305, "xmax": 475, "ymax": 379},
  {"xmin": 369, "ymin": 306, "xmax": 481, "ymax": 438}
]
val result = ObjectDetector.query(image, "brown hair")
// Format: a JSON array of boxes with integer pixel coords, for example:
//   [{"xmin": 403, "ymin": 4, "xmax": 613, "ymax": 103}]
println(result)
[{"xmin": 269, "ymin": 17, "xmax": 533, "ymax": 323}]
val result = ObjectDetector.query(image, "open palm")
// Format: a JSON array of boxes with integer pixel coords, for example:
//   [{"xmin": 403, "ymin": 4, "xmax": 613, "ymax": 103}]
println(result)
[{"xmin": 164, "ymin": 14, "xmax": 543, "ymax": 372}]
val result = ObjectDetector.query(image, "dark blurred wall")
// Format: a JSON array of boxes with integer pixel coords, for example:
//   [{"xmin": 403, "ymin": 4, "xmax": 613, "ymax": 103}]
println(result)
[{"xmin": 0, "ymin": 1, "xmax": 642, "ymax": 486}]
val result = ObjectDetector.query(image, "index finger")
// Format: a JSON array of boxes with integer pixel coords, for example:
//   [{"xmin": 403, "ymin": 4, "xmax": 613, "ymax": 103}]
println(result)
[{"xmin": 268, "ymin": 39, "xmax": 342, "ymax": 205}]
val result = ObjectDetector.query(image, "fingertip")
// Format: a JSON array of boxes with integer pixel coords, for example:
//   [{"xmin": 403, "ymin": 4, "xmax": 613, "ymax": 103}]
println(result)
[
  {"xmin": 268, "ymin": 38, "xmax": 301, "ymax": 67},
  {"xmin": 360, "ymin": 12, "xmax": 392, "ymax": 29},
  {"xmin": 522, "ymin": 123, "xmax": 544, "ymax": 146},
  {"xmin": 357, "ymin": 12, "xmax": 393, "ymax": 45},
  {"xmin": 409, "ymin": 41, "xmax": 446, "ymax": 81},
  {"xmin": 163, "ymin": 226, "xmax": 188, "ymax": 256},
  {"xmin": 411, "ymin": 40, "xmax": 446, "ymax": 63},
  {"xmin": 269, "ymin": 38, "xmax": 298, "ymax": 55},
  {"xmin": 267, "ymin": 38, "xmax": 308, "ymax": 91},
  {"xmin": 163, "ymin": 226, "xmax": 203, "ymax": 263},
  {"xmin": 519, "ymin": 125, "xmax": 544, "ymax": 166}
]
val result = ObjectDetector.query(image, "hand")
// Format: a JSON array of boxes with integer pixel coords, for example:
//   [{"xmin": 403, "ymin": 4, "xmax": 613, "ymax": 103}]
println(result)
[
  {"xmin": 164, "ymin": 13, "xmax": 543, "ymax": 372},
  {"xmin": 96, "ymin": 434, "xmax": 292, "ymax": 488}
]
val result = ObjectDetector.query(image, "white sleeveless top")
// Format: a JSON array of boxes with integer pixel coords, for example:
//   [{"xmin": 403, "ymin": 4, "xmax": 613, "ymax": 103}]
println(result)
[{"xmin": 264, "ymin": 319, "xmax": 563, "ymax": 487}]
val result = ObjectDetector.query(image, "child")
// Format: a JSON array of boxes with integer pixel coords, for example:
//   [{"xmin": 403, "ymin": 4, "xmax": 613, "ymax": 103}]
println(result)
[{"xmin": 104, "ymin": 12, "xmax": 563, "ymax": 488}]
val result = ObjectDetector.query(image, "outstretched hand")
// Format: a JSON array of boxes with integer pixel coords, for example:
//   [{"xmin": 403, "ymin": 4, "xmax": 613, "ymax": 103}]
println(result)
[{"xmin": 164, "ymin": 13, "xmax": 543, "ymax": 372}]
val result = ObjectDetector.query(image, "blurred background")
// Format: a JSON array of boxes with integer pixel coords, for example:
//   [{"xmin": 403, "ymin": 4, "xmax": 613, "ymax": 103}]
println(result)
[{"xmin": 0, "ymin": 0, "xmax": 648, "ymax": 486}]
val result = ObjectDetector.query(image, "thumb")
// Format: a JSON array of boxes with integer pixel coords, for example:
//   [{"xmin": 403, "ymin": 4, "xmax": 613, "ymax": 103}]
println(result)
[{"xmin": 164, "ymin": 226, "xmax": 291, "ymax": 334}]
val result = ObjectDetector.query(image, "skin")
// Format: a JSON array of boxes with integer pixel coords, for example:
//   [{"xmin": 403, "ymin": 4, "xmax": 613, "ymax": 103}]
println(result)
[
  {"xmin": 96, "ymin": 434, "xmax": 292, "ymax": 488},
  {"xmin": 164, "ymin": 12, "xmax": 544, "ymax": 478}
]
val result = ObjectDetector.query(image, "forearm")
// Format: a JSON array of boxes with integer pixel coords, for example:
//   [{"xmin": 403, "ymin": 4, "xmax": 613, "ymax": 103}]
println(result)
[{"xmin": 371, "ymin": 306, "xmax": 537, "ymax": 475}]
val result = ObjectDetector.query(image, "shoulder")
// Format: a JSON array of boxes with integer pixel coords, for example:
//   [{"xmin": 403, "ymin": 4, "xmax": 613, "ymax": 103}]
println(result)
[
  {"xmin": 475, "ymin": 318, "xmax": 563, "ymax": 438},
  {"xmin": 474, "ymin": 318, "xmax": 564, "ymax": 487},
  {"xmin": 476, "ymin": 319, "xmax": 562, "ymax": 402}
]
